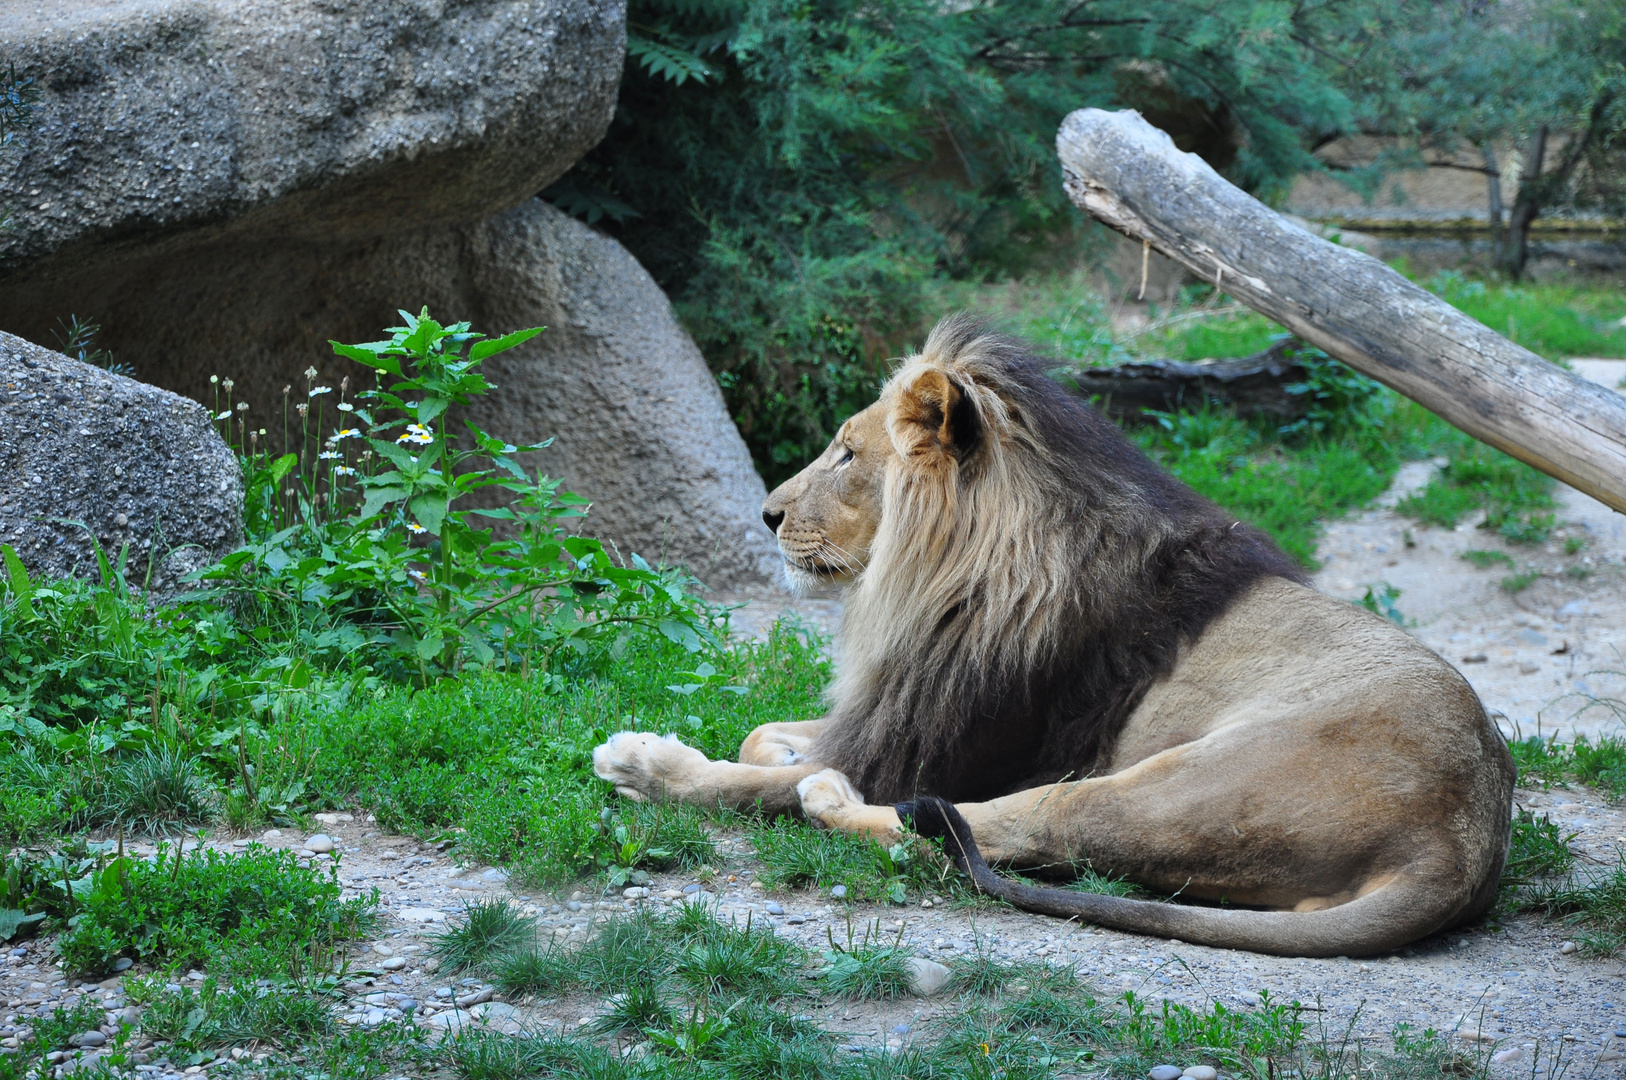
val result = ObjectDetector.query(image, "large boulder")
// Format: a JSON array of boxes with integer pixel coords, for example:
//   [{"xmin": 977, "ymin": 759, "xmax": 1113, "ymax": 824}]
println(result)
[
  {"xmin": 0, "ymin": 330, "xmax": 242, "ymax": 589},
  {"xmin": 0, "ymin": 0, "xmax": 781, "ymax": 588}
]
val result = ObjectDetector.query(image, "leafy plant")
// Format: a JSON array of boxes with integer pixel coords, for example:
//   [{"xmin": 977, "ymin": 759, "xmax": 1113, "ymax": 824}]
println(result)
[
  {"xmin": 1359, "ymin": 583, "xmax": 1406, "ymax": 627},
  {"xmin": 819, "ymin": 919, "xmax": 913, "ymax": 999},
  {"xmin": 196, "ymin": 309, "xmax": 718, "ymax": 682}
]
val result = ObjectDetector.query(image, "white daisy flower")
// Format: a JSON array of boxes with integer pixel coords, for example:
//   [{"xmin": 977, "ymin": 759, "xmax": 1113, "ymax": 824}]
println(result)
[{"xmin": 309, "ymin": 386, "xmax": 332, "ymax": 397}]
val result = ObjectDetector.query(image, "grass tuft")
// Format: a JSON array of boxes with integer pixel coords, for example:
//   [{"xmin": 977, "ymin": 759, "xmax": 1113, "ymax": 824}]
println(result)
[
  {"xmin": 820, "ymin": 919, "xmax": 914, "ymax": 1000},
  {"xmin": 430, "ymin": 898, "xmax": 538, "ymax": 974}
]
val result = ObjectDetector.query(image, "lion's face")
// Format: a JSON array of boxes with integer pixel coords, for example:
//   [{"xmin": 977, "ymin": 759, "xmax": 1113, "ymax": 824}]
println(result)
[
  {"xmin": 761, "ymin": 401, "xmax": 890, "ymax": 591},
  {"xmin": 762, "ymin": 365, "xmax": 977, "ymax": 591}
]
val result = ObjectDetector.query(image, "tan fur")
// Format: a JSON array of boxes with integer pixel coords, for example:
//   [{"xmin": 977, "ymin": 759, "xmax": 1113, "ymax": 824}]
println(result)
[{"xmin": 594, "ymin": 317, "xmax": 1515, "ymax": 956}]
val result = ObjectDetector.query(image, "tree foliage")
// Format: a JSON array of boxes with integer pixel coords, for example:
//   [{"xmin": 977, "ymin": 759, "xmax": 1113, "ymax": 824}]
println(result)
[{"xmin": 549, "ymin": 0, "xmax": 1376, "ymax": 481}]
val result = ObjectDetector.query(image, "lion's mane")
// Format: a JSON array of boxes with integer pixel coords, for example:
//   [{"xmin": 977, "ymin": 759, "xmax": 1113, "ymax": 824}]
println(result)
[{"xmin": 811, "ymin": 316, "xmax": 1306, "ymax": 805}]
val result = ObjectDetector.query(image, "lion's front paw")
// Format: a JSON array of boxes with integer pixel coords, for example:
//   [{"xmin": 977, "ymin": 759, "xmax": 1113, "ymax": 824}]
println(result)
[{"xmin": 592, "ymin": 732, "xmax": 710, "ymax": 803}]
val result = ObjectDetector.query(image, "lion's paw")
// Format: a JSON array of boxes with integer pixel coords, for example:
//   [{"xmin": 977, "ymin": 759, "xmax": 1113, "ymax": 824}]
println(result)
[
  {"xmin": 796, "ymin": 768, "xmax": 869, "ymax": 829},
  {"xmin": 739, "ymin": 726, "xmax": 812, "ymax": 766},
  {"xmin": 592, "ymin": 732, "xmax": 710, "ymax": 803}
]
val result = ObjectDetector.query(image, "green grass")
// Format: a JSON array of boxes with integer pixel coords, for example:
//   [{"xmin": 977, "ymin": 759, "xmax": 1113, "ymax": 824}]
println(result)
[
  {"xmin": 818, "ymin": 919, "xmax": 915, "ymax": 1000},
  {"xmin": 1395, "ymin": 431, "xmax": 1556, "ymax": 543},
  {"xmin": 1461, "ymin": 549, "xmax": 1515, "ymax": 569},
  {"xmin": 430, "ymin": 898, "xmax": 538, "ymax": 974}
]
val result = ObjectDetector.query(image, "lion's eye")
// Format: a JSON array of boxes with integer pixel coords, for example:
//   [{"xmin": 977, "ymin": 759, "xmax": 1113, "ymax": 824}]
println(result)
[{"xmin": 837, "ymin": 446, "xmax": 855, "ymax": 466}]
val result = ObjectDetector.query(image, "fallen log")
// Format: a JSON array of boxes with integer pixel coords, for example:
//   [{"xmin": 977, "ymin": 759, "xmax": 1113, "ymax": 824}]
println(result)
[
  {"xmin": 1056, "ymin": 108, "xmax": 1626, "ymax": 515},
  {"xmin": 1067, "ymin": 337, "xmax": 1312, "ymax": 422}
]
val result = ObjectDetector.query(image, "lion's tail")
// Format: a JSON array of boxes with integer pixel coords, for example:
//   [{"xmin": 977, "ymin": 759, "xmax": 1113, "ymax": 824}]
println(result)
[{"xmin": 898, "ymin": 796, "xmax": 1477, "ymax": 958}]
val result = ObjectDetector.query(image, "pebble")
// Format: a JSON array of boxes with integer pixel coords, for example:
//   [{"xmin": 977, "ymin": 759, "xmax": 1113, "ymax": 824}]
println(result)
[
  {"xmin": 399, "ymin": 908, "xmax": 446, "ymax": 923},
  {"xmin": 1492, "ymin": 1049, "xmax": 1525, "ymax": 1065},
  {"xmin": 787, "ymin": 914, "xmax": 806, "ymax": 924},
  {"xmin": 381, "ymin": 957, "xmax": 406, "ymax": 971},
  {"xmin": 681, "ymin": 883, "xmax": 701, "ymax": 894},
  {"xmin": 829, "ymin": 885, "xmax": 848, "ymax": 899},
  {"xmin": 1150, "ymin": 1066, "xmax": 1183, "ymax": 1080},
  {"xmin": 427, "ymin": 1009, "xmax": 471, "ymax": 1031},
  {"xmin": 77, "ymin": 1030, "xmax": 106, "ymax": 1047},
  {"xmin": 623, "ymin": 887, "xmax": 650, "ymax": 900},
  {"xmin": 1183, "ymin": 1067, "xmax": 1217, "ymax": 1080},
  {"xmin": 363, "ymin": 1008, "xmax": 387, "ymax": 1027},
  {"xmin": 455, "ymin": 988, "xmax": 494, "ymax": 1008},
  {"xmin": 261, "ymin": 829, "xmax": 282, "ymax": 839},
  {"xmin": 566, "ymin": 901, "xmax": 583, "ymax": 911},
  {"xmin": 1560, "ymin": 941, "xmax": 1578, "ymax": 955},
  {"xmin": 306, "ymin": 834, "xmax": 335, "ymax": 853},
  {"xmin": 373, "ymin": 944, "xmax": 394, "ymax": 957},
  {"xmin": 1616, "ymin": 1028, "xmax": 1626, "ymax": 1038},
  {"xmin": 765, "ymin": 901, "xmax": 785, "ymax": 916},
  {"xmin": 112, "ymin": 958, "xmax": 133, "ymax": 973}
]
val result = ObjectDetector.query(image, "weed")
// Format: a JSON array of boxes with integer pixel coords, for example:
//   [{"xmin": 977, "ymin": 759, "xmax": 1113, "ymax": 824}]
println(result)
[
  {"xmin": 749, "ymin": 817, "xmax": 940, "ymax": 904},
  {"xmin": 445, "ymin": 1027, "xmax": 594, "ymax": 1080},
  {"xmin": 1565, "ymin": 565, "xmax": 1592, "ymax": 581},
  {"xmin": 1502, "ymin": 570, "xmax": 1541, "ymax": 594},
  {"xmin": 1360, "ymin": 583, "xmax": 1406, "ymax": 626},
  {"xmin": 1503, "ymin": 807, "xmax": 1578, "ymax": 885},
  {"xmin": 1564, "ymin": 535, "xmax": 1587, "ymax": 555},
  {"xmin": 594, "ymin": 976, "xmax": 678, "ymax": 1033},
  {"xmin": 136, "ymin": 977, "xmax": 331, "ymax": 1049},
  {"xmin": 28, "ymin": 998, "xmax": 108, "ymax": 1052},
  {"xmin": 1067, "ymin": 863, "xmax": 1143, "ymax": 897},
  {"xmin": 489, "ymin": 940, "xmax": 576, "ymax": 998},
  {"xmin": 54, "ymin": 843, "xmax": 375, "ymax": 977},
  {"xmin": 598, "ymin": 801, "xmax": 716, "ymax": 886},
  {"xmin": 430, "ymin": 898, "xmax": 537, "ymax": 974},
  {"xmin": 1461, "ymin": 549, "xmax": 1514, "ymax": 569},
  {"xmin": 820, "ymin": 919, "xmax": 913, "ymax": 999},
  {"xmin": 1397, "ymin": 433, "xmax": 1555, "ymax": 543},
  {"xmin": 101, "ymin": 744, "xmax": 216, "ymax": 834},
  {"xmin": 673, "ymin": 915, "xmax": 802, "ymax": 999},
  {"xmin": 1516, "ymin": 856, "xmax": 1626, "ymax": 956},
  {"xmin": 1508, "ymin": 734, "xmax": 1626, "ymax": 797}
]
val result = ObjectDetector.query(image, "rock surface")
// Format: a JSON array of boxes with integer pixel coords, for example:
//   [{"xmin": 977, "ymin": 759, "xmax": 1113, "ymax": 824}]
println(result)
[
  {"xmin": 0, "ymin": 330, "xmax": 242, "ymax": 587},
  {"xmin": 0, "ymin": 0, "xmax": 779, "ymax": 588}
]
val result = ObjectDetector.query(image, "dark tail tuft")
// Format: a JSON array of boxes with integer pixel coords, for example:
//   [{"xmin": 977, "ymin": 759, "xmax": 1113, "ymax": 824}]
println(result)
[{"xmin": 897, "ymin": 796, "xmax": 985, "ymax": 873}]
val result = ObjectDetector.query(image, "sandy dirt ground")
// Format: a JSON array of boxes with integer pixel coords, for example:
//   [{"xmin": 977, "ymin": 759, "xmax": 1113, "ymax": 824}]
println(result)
[{"xmin": 6, "ymin": 364, "xmax": 1626, "ymax": 1077}]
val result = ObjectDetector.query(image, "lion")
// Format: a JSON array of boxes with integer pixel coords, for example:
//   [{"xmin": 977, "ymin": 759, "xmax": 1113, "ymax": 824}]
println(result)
[{"xmin": 594, "ymin": 314, "xmax": 1515, "ymax": 957}]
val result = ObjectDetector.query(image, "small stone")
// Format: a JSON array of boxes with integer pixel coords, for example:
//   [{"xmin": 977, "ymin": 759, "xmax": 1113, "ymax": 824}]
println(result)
[
  {"xmin": 566, "ymin": 901, "xmax": 583, "ymax": 911},
  {"xmin": 893, "ymin": 1024, "xmax": 910, "ymax": 1034},
  {"xmin": 78, "ymin": 1030, "xmax": 106, "ymax": 1047},
  {"xmin": 904, "ymin": 957, "xmax": 951, "ymax": 997},
  {"xmin": 427, "ymin": 1009, "xmax": 471, "ymax": 1031},
  {"xmin": 472, "ymin": 1002, "xmax": 516, "ymax": 1021},
  {"xmin": 455, "ymin": 988, "xmax": 494, "ymax": 1008},
  {"xmin": 400, "ymin": 908, "xmax": 446, "ymax": 923},
  {"xmin": 920, "ymin": 899, "xmax": 933, "ymax": 908},
  {"xmin": 787, "ymin": 914, "xmax": 806, "ymax": 925},
  {"xmin": 481, "ymin": 868, "xmax": 509, "ymax": 882},
  {"xmin": 1150, "ymin": 1066, "xmax": 1183, "ymax": 1080},
  {"xmin": 373, "ymin": 944, "xmax": 394, "ymax": 957},
  {"xmin": 112, "ymin": 958, "xmax": 133, "ymax": 973},
  {"xmin": 118, "ymin": 1006, "xmax": 141, "ymax": 1026},
  {"xmin": 830, "ymin": 885, "xmax": 848, "ymax": 899},
  {"xmin": 381, "ymin": 957, "xmax": 406, "ymax": 971},
  {"xmin": 1183, "ymin": 1067, "xmax": 1217, "ymax": 1080},
  {"xmin": 296, "ymin": 849, "xmax": 316, "ymax": 859},
  {"xmin": 749, "ymin": 881, "xmax": 765, "ymax": 891},
  {"xmin": 1560, "ymin": 941, "xmax": 1578, "ymax": 955},
  {"xmin": 569, "ymin": 891, "xmax": 585, "ymax": 902},
  {"xmin": 434, "ymin": 987, "xmax": 455, "ymax": 999},
  {"xmin": 1519, "ymin": 661, "xmax": 1541, "ymax": 675},
  {"xmin": 1600, "ymin": 1051, "xmax": 1626, "ymax": 1064},
  {"xmin": 306, "ymin": 834, "xmax": 335, "ymax": 853},
  {"xmin": 363, "ymin": 1008, "xmax": 387, "ymax": 1027},
  {"xmin": 1461, "ymin": 653, "xmax": 1487, "ymax": 664},
  {"xmin": 765, "ymin": 902, "xmax": 785, "ymax": 916},
  {"xmin": 682, "ymin": 883, "xmax": 701, "ymax": 894},
  {"xmin": 1615, "ymin": 1028, "xmax": 1626, "ymax": 1039},
  {"xmin": 314, "ymin": 813, "xmax": 340, "ymax": 826},
  {"xmin": 187, "ymin": 970, "xmax": 205, "ymax": 981},
  {"xmin": 261, "ymin": 829, "xmax": 282, "ymax": 839},
  {"xmin": 623, "ymin": 887, "xmax": 650, "ymax": 900},
  {"xmin": 660, "ymin": 889, "xmax": 682, "ymax": 900}
]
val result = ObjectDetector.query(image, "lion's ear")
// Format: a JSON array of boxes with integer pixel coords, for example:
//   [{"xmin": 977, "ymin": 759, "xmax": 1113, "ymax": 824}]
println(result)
[{"xmin": 890, "ymin": 368, "xmax": 981, "ymax": 464}]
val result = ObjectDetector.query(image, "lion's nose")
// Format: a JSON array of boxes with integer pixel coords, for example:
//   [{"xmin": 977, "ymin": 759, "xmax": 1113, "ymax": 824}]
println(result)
[{"xmin": 762, "ymin": 509, "xmax": 785, "ymax": 535}]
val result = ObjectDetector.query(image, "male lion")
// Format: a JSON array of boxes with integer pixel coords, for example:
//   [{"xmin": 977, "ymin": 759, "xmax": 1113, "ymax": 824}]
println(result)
[{"xmin": 595, "ymin": 315, "xmax": 1514, "ymax": 957}]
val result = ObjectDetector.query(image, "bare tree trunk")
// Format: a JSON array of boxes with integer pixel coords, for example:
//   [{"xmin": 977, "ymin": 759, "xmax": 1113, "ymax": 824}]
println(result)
[
  {"xmin": 1478, "ymin": 142, "xmax": 1504, "ymax": 268},
  {"xmin": 1502, "ymin": 125, "xmax": 1547, "ymax": 279},
  {"xmin": 1056, "ymin": 108, "xmax": 1626, "ymax": 515}
]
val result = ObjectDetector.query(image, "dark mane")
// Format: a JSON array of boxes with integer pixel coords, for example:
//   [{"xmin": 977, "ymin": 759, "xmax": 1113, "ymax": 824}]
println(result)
[{"xmin": 814, "ymin": 320, "xmax": 1306, "ymax": 805}]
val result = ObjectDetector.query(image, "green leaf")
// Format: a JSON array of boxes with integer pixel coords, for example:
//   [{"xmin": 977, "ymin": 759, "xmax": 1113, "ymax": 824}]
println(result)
[
  {"xmin": 358, "ymin": 485, "xmax": 409, "ymax": 522},
  {"xmin": 415, "ymin": 397, "xmax": 449, "ymax": 426},
  {"xmin": 266, "ymin": 453, "xmax": 298, "ymax": 485},
  {"xmin": 0, "ymin": 908, "xmax": 45, "ymax": 942},
  {"xmin": 409, "ymin": 494, "xmax": 448, "ymax": 536},
  {"xmin": 414, "ymin": 631, "xmax": 444, "ymax": 660},
  {"xmin": 469, "ymin": 326, "xmax": 545, "ymax": 361},
  {"xmin": 331, "ymin": 341, "xmax": 401, "ymax": 375},
  {"xmin": 1, "ymin": 543, "xmax": 35, "ymax": 619},
  {"xmin": 627, "ymin": 33, "xmax": 714, "ymax": 85},
  {"xmin": 658, "ymin": 618, "xmax": 702, "ymax": 653}
]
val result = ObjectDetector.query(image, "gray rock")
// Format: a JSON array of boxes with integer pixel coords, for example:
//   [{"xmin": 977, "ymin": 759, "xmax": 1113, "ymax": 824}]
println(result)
[
  {"xmin": 471, "ymin": 1002, "xmax": 516, "ymax": 1021},
  {"xmin": 76, "ymin": 1030, "xmax": 106, "ymax": 1047},
  {"xmin": 0, "ymin": 331, "xmax": 242, "ymax": 587},
  {"xmin": 426, "ymin": 1009, "xmax": 472, "ymax": 1032},
  {"xmin": 455, "ymin": 988, "xmax": 494, "ymax": 1008},
  {"xmin": 305, "ymin": 835, "xmax": 334, "ymax": 854},
  {"xmin": 381, "ymin": 957, "xmax": 406, "ymax": 971},
  {"xmin": 0, "ymin": 3, "xmax": 780, "ymax": 590},
  {"xmin": 363, "ymin": 1009, "xmax": 387, "ymax": 1027},
  {"xmin": 1150, "ymin": 1067, "xmax": 1183, "ymax": 1080},
  {"xmin": 829, "ymin": 885, "xmax": 848, "ymax": 899},
  {"xmin": 1182, "ymin": 1067, "xmax": 1218, "ymax": 1080},
  {"xmin": 111, "ymin": 959, "xmax": 133, "ymax": 973},
  {"xmin": 765, "ymin": 902, "xmax": 785, "ymax": 916},
  {"xmin": 903, "ymin": 957, "xmax": 951, "ymax": 997}
]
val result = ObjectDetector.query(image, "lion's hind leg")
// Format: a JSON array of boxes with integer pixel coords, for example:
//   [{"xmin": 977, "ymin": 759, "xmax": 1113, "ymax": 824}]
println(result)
[{"xmin": 739, "ymin": 719, "xmax": 827, "ymax": 766}]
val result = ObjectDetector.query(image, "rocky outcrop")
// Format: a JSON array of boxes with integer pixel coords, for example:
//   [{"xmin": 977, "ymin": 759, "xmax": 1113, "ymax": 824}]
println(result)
[
  {"xmin": 0, "ymin": 0, "xmax": 782, "ymax": 588},
  {"xmin": 0, "ymin": 331, "xmax": 242, "ymax": 588}
]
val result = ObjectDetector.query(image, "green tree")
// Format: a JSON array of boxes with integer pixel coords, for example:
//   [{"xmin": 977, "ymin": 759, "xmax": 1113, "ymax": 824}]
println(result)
[{"xmin": 549, "ymin": 0, "xmax": 1373, "ymax": 482}]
